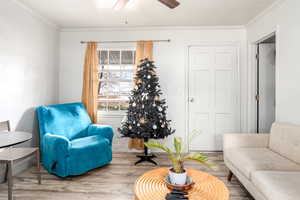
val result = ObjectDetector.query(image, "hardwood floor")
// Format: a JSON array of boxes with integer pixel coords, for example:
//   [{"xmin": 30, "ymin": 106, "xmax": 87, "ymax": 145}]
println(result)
[{"xmin": 0, "ymin": 152, "xmax": 253, "ymax": 200}]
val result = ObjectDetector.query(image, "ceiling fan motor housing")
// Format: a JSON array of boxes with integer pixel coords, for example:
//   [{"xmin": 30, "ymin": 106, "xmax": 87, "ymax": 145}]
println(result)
[{"xmin": 158, "ymin": 0, "xmax": 180, "ymax": 9}]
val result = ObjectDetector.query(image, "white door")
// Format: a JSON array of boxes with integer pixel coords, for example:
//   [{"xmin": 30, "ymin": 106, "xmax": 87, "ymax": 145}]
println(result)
[
  {"xmin": 188, "ymin": 45, "xmax": 240, "ymax": 151},
  {"xmin": 258, "ymin": 43, "xmax": 276, "ymax": 133}
]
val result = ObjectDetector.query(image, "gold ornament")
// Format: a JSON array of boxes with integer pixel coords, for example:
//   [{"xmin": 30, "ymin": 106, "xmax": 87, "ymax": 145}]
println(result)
[{"xmin": 140, "ymin": 118, "xmax": 145, "ymax": 124}]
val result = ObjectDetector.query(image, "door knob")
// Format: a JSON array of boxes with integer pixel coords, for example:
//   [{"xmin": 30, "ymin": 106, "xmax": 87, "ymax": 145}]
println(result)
[{"xmin": 189, "ymin": 97, "xmax": 194, "ymax": 102}]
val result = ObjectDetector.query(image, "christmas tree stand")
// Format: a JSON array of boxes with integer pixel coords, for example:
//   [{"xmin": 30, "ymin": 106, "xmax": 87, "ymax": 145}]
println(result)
[{"xmin": 135, "ymin": 138, "xmax": 157, "ymax": 165}]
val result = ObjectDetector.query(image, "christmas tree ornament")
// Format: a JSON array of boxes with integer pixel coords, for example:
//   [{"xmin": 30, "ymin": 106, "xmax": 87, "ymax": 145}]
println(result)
[
  {"xmin": 150, "ymin": 70, "xmax": 156, "ymax": 75},
  {"xmin": 140, "ymin": 118, "xmax": 145, "ymax": 124},
  {"xmin": 121, "ymin": 116, "xmax": 127, "ymax": 123},
  {"xmin": 118, "ymin": 58, "xmax": 175, "ymax": 166}
]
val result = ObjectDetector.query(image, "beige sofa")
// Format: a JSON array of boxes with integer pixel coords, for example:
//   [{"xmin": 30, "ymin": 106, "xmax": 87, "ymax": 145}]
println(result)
[{"xmin": 223, "ymin": 122, "xmax": 300, "ymax": 200}]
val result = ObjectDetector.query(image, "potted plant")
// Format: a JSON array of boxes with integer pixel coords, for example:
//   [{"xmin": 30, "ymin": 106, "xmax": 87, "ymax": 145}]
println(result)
[{"xmin": 144, "ymin": 137, "xmax": 214, "ymax": 186}]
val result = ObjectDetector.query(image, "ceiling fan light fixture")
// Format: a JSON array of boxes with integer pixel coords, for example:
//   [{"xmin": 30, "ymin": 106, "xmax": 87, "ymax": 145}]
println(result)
[
  {"xmin": 95, "ymin": 0, "xmax": 119, "ymax": 9},
  {"xmin": 114, "ymin": 0, "xmax": 130, "ymax": 10}
]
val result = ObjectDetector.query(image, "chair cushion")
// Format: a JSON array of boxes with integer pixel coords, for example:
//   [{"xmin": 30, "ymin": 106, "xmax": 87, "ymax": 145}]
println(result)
[
  {"xmin": 252, "ymin": 171, "xmax": 300, "ymax": 200},
  {"xmin": 269, "ymin": 123, "xmax": 300, "ymax": 164},
  {"xmin": 70, "ymin": 135, "xmax": 110, "ymax": 153},
  {"xmin": 68, "ymin": 135, "xmax": 112, "ymax": 175},
  {"xmin": 37, "ymin": 103, "xmax": 91, "ymax": 141},
  {"xmin": 225, "ymin": 148, "xmax": 300, "ymax": 179}
]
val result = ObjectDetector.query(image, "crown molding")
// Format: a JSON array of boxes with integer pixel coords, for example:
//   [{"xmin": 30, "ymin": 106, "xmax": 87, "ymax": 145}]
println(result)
[
  {"xmin": 10, "ymin": 0, "xmax": 283, "ymax": 32},
  {"xmin": 60, "ymin": 25, "xmax": 245, "ymax": 32},
  {"xmin": 246, "ymin": 0, "xmax": 287, "ymax": 27},
  {"xmin": 12, "ymin": 0, "xmax": 59, "ymax": 30}
]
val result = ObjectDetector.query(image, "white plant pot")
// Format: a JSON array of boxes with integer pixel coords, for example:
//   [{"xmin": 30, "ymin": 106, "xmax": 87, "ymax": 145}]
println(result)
[{"xmin": 169, "ymin": 169, "xmax": 187, "ymax": 186}]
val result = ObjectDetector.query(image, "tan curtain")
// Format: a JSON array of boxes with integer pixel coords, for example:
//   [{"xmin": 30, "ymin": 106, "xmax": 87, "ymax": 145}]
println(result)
[
  {"xmin": 128, "ymin": 40, "xmax": 153, "ymax": 150},
  {"xmin": 81, "ymin": 42, "xmax": 99, "ymax": 123}
]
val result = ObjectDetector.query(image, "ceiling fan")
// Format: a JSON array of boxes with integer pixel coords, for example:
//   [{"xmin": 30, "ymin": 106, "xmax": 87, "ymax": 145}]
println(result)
[{"xmin": 114, "ymin": 0, "xmax": 180, "ymax": 10}]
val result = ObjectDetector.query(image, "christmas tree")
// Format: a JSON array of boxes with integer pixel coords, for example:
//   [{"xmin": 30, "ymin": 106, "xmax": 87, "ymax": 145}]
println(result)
[
  {"xmin": 119, "ymin": 58, "xmax": 175, "ymax": 164},
  {"xmin": 119, "ymin": 58, "xmax": 174, "ymax": 139}
]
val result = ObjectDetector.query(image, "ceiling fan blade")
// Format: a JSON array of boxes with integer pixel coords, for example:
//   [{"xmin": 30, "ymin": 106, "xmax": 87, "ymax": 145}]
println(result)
[
  {"xmin": 158, "ymin": 0, "xmax": 180, "ymax": 9},
  {"xmin": 114, "ymin": 0, "xmax": 130, "ymax": 10}
]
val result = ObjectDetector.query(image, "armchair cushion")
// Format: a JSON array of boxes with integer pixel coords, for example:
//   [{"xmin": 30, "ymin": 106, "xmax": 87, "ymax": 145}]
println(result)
[
  {"xmin": 37, "ymin": 102, "xmax": 91, "ymax": 142},
  {"xmin": 68, "ymin": 135, "xmax": 112, "ymax": 175}
]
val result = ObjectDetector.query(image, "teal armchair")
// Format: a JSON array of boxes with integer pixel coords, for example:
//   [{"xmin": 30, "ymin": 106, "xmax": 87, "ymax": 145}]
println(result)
[{"xmin": 36, "ymin": 102, "xmax": 114, "ymax": 177}]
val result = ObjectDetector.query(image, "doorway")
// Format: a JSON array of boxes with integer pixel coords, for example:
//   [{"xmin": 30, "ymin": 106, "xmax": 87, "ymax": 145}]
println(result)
[{"xmin": 256, "ymin": 34, "xmax": 276, "ymax": 133}]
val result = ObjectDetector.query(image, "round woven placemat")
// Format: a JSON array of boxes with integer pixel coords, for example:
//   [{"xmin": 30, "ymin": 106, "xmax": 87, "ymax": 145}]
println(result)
[{"xmin": 134, "ymin": 168, "xmax": 229, "ymax": 200}]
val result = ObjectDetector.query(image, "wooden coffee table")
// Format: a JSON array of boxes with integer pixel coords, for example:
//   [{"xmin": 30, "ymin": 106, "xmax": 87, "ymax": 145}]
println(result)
[{"xmin": 134, "ymin": 168, "xmax": 229, "ymax": 200}]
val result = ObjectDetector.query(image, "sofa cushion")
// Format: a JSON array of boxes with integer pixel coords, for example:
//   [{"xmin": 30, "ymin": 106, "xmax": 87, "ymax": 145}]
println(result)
[
  {"xmin": 269, "ymin": 123, "xmax": 300, "ymax": 165},
  {"xmin": 225, "ymin": 148, "xmax": 300, "ymax": 179},
  {"xmin": 252, "ymin": 171, "xmax": 300, "ymax": 200}
]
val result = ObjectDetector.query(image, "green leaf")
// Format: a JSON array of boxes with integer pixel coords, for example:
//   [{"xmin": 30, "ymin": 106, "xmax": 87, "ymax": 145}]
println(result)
[
  {"xmin": 144, "ymin": 141, "xmax": 173, "ymax": 155},
  {"xmin": 145, "ymin": 141, "xmax": 180, "ymax": 170},
  {"xmin": 183, "ymin": 152, "xmax": 215, "ymax": 170},
  {"xmin": 174, "ymin": 137, "xmax": 182, "ymax": 154}
]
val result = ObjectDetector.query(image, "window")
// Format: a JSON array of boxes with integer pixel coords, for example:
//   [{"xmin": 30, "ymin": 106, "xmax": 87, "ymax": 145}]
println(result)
[{"xmin": 98, "ymin": 49, "xmax": 135, "ymax": 113}]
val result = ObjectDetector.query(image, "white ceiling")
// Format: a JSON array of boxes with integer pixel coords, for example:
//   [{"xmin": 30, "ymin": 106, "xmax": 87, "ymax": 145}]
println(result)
[{"xmin": 17, "ymin": 0, "xmax": 277, "ymax": 28}]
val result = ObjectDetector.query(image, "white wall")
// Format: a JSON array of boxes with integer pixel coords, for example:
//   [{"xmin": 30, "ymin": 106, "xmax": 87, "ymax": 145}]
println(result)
[
  {"xmin": 247, "ymin": 0, "xmax": 300, "ymax": 127},
  {"xmin": 59, "ymin": 27, "xmax": 247, "ymax": 151},
  {"xmin": 0, "ymin": 0, "xmax": 59, "ymax": 174}
]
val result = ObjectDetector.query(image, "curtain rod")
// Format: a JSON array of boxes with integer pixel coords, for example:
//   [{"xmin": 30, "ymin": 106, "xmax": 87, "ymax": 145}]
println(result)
[{"xmin": 80, "ymin": 39, "xmax": 171, "ymax": 44}]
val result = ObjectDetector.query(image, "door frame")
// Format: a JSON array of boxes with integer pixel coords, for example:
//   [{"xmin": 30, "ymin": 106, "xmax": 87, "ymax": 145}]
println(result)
[
  {"xmin": 185, "ymin": 41, "xmax": 242, "ymax": 152},
  {"xmin": 247, "ymin": 27, "xmax": 280, "ymax": 133}
]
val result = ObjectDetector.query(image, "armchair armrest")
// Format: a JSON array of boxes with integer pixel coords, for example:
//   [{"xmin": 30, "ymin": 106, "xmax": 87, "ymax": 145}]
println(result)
[
  {"xmin": 223, "ymin": 133, "xmax": 269, "ymax": 150},
  {"xmin": 43, "ymin": 133, "xmax": 70, "ymax": 158},
  {"xmin": 87, "ymin": 124, "xmax": 114, "ymax": 145}
]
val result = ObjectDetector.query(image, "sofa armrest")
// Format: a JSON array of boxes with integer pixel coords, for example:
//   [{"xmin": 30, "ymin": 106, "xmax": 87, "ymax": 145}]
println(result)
[
  {"xmin": 87, "ymin": 124, "xmax": 114, "ymax": 145},
  {"xmin": 223, "ymin": 133, "xmax": 269, "ymax": 150}
]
